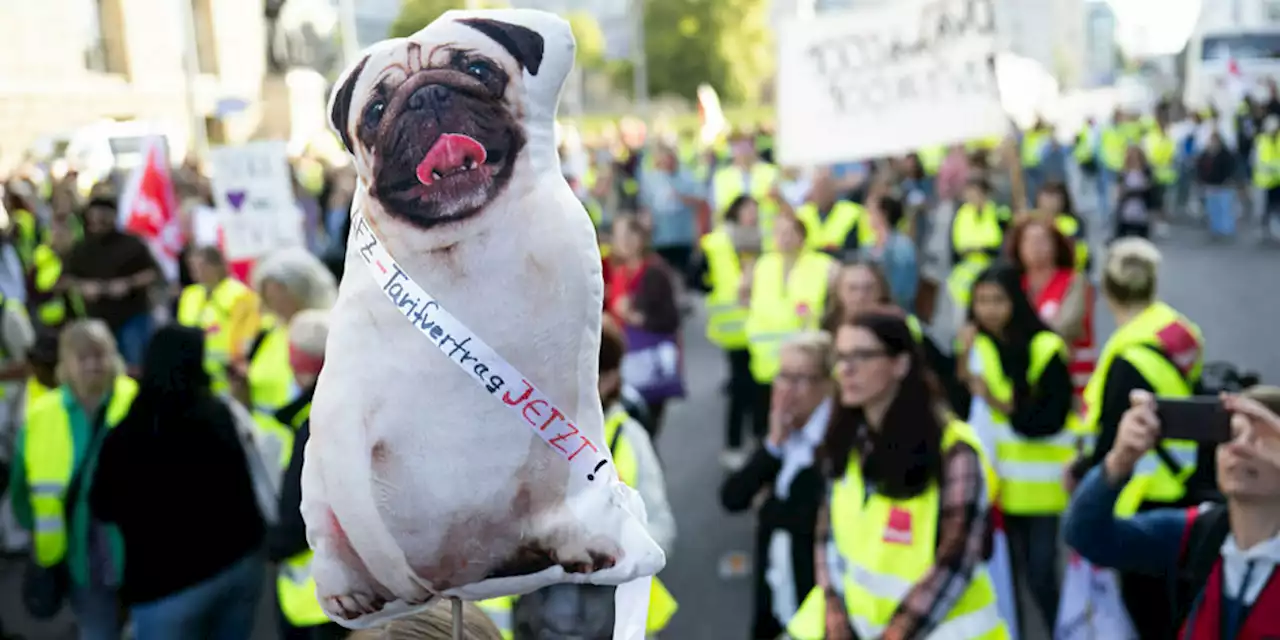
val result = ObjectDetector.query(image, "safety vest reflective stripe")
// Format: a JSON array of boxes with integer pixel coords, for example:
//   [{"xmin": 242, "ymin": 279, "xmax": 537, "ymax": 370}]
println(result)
[
  {"xmin": 700, "ymin": 231, "xmax": 750, "ymax": 349},
  {"xmin": 853, "ymin": 603, "xmax": 1005, "ymax": 640},
  {"xmin": 1133, "ymin": 444, "xmax": 1198, "ymax": 475},
  {"xmin": 975, "ymin": 330, "xmax": 1073, "ymax": 514}
]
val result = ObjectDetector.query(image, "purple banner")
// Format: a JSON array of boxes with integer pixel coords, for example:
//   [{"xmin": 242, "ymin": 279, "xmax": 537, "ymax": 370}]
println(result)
[{"xmin": 621, "ymin": 326, "xmax": 685, "ymax": 404}]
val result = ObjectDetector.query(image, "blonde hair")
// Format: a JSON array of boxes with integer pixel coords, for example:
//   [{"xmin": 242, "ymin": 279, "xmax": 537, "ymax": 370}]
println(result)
[
  {"xmin": 780, "ymin": 330, "xmax": 836, "ymax": 377},
  {"xmin": 1243, "ymin": 385, "xmax": 1280, "ymax": 415},
  {"xmin": 253, "ymin": 247, "xmax": 338, "ymax": 311},
  {"xmin": 55, "ymin": 319, "xmax": 124, "ymax": 384},
  {"xmin": 345, "ymin": 600, "xmax": 503, "ymax": 640},
  {"xmin": 288, "ymin": 309, "xmax": 329, "ymax": 357},
  {"xmin": 1103, "ymin": 237, "xmax": 1161, "ymax": 306}
]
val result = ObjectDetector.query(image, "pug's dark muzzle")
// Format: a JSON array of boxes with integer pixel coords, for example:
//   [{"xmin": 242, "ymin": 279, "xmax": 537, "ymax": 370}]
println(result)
[{"xmin": 370, "ymin": 69, "xmax": 525, "ymax": 229}]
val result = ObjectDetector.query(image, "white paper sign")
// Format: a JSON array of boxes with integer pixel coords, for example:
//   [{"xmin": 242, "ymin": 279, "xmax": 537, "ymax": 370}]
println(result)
[
  {"xmin": 209, "ymin": 141, "xmax": 303, "ymax": 261},
  {"xmin": 776, "ymin": 0, "xmax": 1009, "ymax": 166}
]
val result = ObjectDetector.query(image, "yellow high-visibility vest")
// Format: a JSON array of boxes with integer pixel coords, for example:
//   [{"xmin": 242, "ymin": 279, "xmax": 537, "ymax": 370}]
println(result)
[
  {"xmin": 1100, "ymin": 127, "xmax": 1128, "ymax": 172},
  {"xmin": 974, "ymin": 330, "xmax": 1076, "ymax": 515},
  {"xmin": 476, "ymin": 407, "xmax": 679, "ymax": 638},
  {"xmin": 274, "ymin": 396, "xmax": 322, "ymax": 628},
  {"xmin": 277, "ymin": 546, "xmax": 330, "ymax": 628},
  {"xmin": 787, "ymin": 420, "xmax": 1008, "ymax": 640},
  {"xmin": 1021, "ymin": 129, "xmax": 1050, "ymax": 167},
  {"xmin": 23, "ymin": 376, "xmax": 138, "ymax": 570},
  {"xmin": 947, "ymin": 202, "xmax": 1008, "ymax": 310},
  {"xmin": 31, "ymin": 245, "xmax": 84, "ymax": 327},
  {"xmin": 1080, "ymin": 302, "xmax": 1203, "ymax": 517},
  {"xmin": 712, "ymin": 163, "xmax": 779, "ymax": 249},
  {"xmin": 10, "ymin": 209, "xmax": 39, "ymax": 269},
  {"xmin": 246, "ymin": 321, "xmax": 293, "ymax": 415},
  {"xmin": 795, "ymin": 202, "xmax": 873, "ymax": 252},
  {"xmin": 1143, "ymin": 130, "xmax": 1177, "ymax": 185},
  {"xmin": 700, "ymin": 230, "xmax": 751, "ymax": 350},
  {"xmin": 1255, "ymin": 133, "xmax": 1280, "ymax": 189},
  {"xmin": 744, "ymin": 251, "xmax": 835, "ymax": 383},
  {"xmin": 1073, "ymin": 128, "xmax": 1095, "ymax": 164},
  {"xmin": 177, "ymin": 278, "xmax": 256, "ymax": 387},
  {"xmin": 919, "ymin": 145, "xmax": 947, "ymax": 176}
]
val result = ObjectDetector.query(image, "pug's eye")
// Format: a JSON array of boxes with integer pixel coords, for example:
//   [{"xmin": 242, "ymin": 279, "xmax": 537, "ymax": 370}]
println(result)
[
  {"xmin": 361, "ymin": 100, "xmax": 386, "ymax": 130},
  {"xmin": 466, "ymin": 60, "xmax": 495, "ymax": 83}
]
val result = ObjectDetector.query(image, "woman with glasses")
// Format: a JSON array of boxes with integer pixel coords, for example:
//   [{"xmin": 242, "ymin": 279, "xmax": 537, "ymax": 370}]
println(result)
[
  {"xmin": 720, "ymin": 332, "xmax": 834, "ymax": 640},
  {"xmin": 787, "ymin": 311, "xmax": 1008, "ymax": 640}
]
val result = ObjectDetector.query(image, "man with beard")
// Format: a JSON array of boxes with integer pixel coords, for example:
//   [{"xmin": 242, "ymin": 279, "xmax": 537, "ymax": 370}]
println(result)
[{"xmin": 64, "ymin": 197, "xmax": 160, "ymax": 370}]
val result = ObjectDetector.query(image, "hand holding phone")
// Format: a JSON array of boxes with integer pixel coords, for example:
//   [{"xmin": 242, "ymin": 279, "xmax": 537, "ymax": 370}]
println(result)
[{"xmin": 1156, "ymin": 396, "xmax": 1232, "ymax": 444}]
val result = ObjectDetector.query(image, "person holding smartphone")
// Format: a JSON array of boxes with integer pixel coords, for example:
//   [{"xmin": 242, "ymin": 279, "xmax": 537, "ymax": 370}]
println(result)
[
  {"xmin": 1064, "ymin": 387, "xmax": 1280, "ymax": 638},
  {"xmin": 1071, "ymin": 238, "xmax": 1209, "ymax": 638}
]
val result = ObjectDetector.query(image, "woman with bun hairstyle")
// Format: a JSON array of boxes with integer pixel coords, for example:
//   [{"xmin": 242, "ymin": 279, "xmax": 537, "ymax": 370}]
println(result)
[{"xmin": 1069, "ymin": 238, "xmax": 1211, "ymax": 640}]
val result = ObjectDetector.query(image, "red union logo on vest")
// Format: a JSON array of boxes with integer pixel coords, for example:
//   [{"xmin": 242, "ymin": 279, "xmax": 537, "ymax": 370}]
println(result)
[{"xmin": 883, "ymin": 506, "xmax": 913, "ymax": 545}]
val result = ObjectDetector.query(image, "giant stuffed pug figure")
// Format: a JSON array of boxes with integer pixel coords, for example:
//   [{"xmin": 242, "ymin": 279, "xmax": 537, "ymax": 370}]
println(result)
[{"xmin": 304, "ymin": 8, "xmax": 665, "ymax": 629}]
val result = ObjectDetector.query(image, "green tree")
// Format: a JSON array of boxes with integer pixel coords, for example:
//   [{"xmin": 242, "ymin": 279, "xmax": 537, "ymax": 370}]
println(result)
[
  {"xmin": 632, "ymin": 0, "xmax": 773, "ymax": 105},
  {"xmin": 389, "ymin": 0, "xmax": 509, "ymax": 39}
]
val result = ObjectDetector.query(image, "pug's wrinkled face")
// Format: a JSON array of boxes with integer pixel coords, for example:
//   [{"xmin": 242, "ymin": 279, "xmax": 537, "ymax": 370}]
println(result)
[{"xmin": 330, "ymin": 18, "xmax": 546, "ymax": 230}]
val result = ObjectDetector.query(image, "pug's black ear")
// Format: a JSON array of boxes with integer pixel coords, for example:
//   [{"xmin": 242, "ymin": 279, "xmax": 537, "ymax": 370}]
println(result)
[
  {"xmin": 329, "ymin": 53, "xmax": 371, "ymax": 153},
  {"xmin": 458, "ymin": 18, "xmax": 545, "ymax": 76}
]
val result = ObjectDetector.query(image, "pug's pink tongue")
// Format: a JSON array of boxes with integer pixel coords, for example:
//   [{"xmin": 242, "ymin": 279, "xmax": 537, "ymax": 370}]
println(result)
[{"xmin": 415, "ymin": 134, "xmax": 488, "ymax": 185}]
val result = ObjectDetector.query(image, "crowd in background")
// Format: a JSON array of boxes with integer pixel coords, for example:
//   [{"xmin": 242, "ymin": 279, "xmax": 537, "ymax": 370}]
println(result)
[{"xmin": 0, "ymin": 81, "xmax": 1277, "ymax": 640}]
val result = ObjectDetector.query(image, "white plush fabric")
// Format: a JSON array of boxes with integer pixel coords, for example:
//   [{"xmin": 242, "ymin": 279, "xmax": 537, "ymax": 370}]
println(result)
[{"xmin": 304, "ymin": 8, "xmax": 664, "ymax": 629}]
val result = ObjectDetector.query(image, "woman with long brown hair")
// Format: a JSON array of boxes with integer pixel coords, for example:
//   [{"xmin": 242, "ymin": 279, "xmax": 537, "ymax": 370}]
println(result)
[
  {"xmin": 825, "ymin": 261, "xmax": 963, "ymax": 412},
  {"xmin": 786, "ymin": 311, "xmax": 1007, "ymax": 640},
  {"xmin": 604, "ymin": 215, "xmax": 681, "ymax": 439},
  {"xmin": 1006, "ymin": 214, "xmax": 1095, "ymax": 406}
]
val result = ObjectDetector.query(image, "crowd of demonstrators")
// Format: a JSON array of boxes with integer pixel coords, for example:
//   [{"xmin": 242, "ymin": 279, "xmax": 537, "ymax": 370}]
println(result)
[
  {"xmin": 0, "ymin": 84, "xmax": 1276, "ymax": 639},
  {"xmin": 567, "ymin": 89, "xmax": 1280, "ymax": 639}
]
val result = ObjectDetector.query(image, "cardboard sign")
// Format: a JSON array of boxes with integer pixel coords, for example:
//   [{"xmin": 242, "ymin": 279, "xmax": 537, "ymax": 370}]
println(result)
[
  {"xmin": 209, "ymin": 141, "xmax": 303, "ymax": 261},
  {"xmin": 776, "ymin": 0, "xmax": 1009, "ymax": 165}
]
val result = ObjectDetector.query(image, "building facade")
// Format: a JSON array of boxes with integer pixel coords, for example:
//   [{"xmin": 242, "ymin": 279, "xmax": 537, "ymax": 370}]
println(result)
[{"xmin": 0, "ymin": 0, "xmax": 318, "ymax": 169}]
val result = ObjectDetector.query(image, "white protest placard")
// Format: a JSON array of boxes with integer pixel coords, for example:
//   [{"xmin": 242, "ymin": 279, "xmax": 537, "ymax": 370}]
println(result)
[
  {"xmin": 209, "ymin": 141, "xmax": 304, "ymax": 261},
  {"xmin": 776, "ymin": 0, "xmax": 1010, "ymax": 166}
]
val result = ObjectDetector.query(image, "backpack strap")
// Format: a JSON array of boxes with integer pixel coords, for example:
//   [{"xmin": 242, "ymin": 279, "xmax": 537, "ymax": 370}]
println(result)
[
  {"xmin": 1179, "ymin": 502, "xmax": 1231, "ymax": 585},
  {"xmin": 246, "ymin": 328, "xmax": 271, "ymax": 364}
]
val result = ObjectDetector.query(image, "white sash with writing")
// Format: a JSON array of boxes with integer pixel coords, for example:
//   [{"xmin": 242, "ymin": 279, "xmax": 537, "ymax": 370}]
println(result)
[{"xmin": 351, "ymin": 210, "xmax": 652, "ymax": 640}]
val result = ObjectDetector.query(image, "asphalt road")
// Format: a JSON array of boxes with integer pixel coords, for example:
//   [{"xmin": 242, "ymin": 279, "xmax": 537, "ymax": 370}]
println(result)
[{"xmin": 3, "ymin": 207, "xmax": 1279, "ymax": 640}]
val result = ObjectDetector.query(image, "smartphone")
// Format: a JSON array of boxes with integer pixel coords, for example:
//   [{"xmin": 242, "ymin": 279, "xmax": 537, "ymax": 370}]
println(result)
[{"xmin": 1156, "ymin": 397, "xmax": 1232, "ymax": 444}]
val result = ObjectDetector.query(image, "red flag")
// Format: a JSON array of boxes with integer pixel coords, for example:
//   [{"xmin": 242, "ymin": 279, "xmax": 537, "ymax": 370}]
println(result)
[{"xmin": 119, "ymin": 138, "xmax": 182, "ymax": 280}]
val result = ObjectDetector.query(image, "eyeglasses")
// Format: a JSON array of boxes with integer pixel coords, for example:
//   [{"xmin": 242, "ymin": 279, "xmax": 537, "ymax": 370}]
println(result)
[
  {"xmin": 775, "ymin": 371, "xmax": 825, "ymax": 386},
  {"xmin": 834, "ymin": 348, "xmax": 888, "ymax": 367}
]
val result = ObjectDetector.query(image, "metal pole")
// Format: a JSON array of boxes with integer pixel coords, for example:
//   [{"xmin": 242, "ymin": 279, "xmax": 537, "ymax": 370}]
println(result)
[
  {"xmin": 451, "ymin": 597, "xmax": 464, "ymax": 640},
  {"xmin": 179, "ymin": 0, "xmax": 210, "ymax": 160},
  {"xmin": 631, "ymin": 0, "xmax": 649, "ymax": 116},
  {"xmin": 337, "ymin": 0, "xmax": 361, "ymax": 68}
]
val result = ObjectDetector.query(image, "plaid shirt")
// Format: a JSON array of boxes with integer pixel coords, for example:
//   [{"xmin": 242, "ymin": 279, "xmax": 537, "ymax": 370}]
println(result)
[{"xmin": 815, "ymin": 439, "xmax": 989, "ymax": 640}]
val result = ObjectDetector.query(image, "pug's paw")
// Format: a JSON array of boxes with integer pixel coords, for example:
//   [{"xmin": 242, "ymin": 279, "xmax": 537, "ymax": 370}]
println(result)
[{"xmin": 324, "ymin": 592, "xmax": 388, "ymax": 620}]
